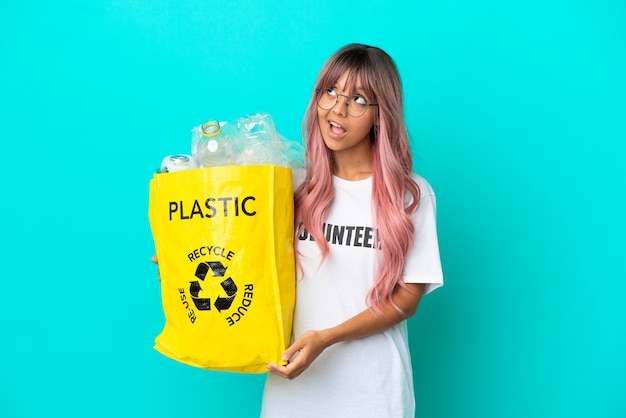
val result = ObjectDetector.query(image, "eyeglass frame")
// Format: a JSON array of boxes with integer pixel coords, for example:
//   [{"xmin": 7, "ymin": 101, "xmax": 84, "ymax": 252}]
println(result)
[{"xmin": 314, "ymin": 88, "xmax": 378, "ymax": 117}]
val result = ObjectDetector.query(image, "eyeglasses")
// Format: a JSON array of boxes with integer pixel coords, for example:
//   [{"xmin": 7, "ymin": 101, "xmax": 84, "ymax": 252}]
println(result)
[{"xmin": 315, "ymin": 88, "xmax": 378, "ymax": 118}]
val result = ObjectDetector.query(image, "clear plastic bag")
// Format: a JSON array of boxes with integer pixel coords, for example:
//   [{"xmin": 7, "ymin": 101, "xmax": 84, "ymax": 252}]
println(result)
[{"xmin": 191, "ymin": 113, "xmax": 305, "ymax": 180}]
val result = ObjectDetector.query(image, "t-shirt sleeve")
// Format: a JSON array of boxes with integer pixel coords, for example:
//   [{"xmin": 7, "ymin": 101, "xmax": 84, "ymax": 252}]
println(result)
[{"xmin": 402, "ymin": 177, "xmax": 444, "ymax": 295}]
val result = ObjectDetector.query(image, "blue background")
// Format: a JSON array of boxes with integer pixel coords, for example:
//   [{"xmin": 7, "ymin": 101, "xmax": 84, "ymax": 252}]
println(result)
[{"xmin": 1, "ymin": 1, "xmax": 625, "ymax": 417}]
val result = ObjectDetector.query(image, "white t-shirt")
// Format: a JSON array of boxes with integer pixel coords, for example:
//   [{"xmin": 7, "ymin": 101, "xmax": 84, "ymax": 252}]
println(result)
[{"xmin": 261, "ymin": 174, "xmax": 443, "ymax": 418}]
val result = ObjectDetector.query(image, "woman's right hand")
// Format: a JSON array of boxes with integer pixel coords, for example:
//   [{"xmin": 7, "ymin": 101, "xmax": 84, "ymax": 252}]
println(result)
[{"xmin": 152, "ymin": 255, "xmax": 161, "ymax": 281}]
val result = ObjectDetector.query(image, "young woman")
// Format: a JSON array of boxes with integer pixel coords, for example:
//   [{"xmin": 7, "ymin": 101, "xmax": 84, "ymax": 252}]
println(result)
[{"xmin": 261, "ymin": 44, "xmax": 443, "ymax": 417}]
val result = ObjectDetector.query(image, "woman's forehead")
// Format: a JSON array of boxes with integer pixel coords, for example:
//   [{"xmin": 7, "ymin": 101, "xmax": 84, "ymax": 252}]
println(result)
[
  {"xmin": 335, "ymin": 70, "xmax": 361, "ymax": 89},
  {"xmin": 328, "ymin": 69, "xmax": 370, "ymax": 94}
]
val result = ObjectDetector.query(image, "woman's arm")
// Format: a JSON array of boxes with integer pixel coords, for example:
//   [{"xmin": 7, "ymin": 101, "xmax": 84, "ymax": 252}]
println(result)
[{"xmin": 266, "ymin": 282, "xmax": 426, "ymax": 380}]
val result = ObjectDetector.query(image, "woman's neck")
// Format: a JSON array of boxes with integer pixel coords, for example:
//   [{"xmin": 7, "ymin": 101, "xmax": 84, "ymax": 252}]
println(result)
[{"xmin": 332, "ymin": 145, "xmax": 373, "ymax": 181}]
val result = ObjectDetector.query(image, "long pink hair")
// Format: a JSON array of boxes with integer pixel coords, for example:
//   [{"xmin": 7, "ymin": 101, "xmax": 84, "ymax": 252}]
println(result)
[{"xmin": 295, "ymin": 44, "xmax": 420, "ymax": 311}]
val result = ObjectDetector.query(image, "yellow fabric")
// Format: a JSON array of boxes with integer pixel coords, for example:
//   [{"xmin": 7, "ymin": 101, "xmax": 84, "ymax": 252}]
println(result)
[{"xmin": 149, "ymin": 165, "xmax": 295, "ymax": 373}]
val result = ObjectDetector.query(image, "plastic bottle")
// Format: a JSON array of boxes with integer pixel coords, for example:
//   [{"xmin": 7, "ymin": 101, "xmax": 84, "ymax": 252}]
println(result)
[
  {"xmin": 235, "ymin": 113, "xmax": 282, "ymax": 166},
  {"xmin": 158, "ymin": 154, "xmax": 197, "ymax": 173},
  {"xmin": 192, "ymin": 120, "xmax": 237, "ymax": 167}
]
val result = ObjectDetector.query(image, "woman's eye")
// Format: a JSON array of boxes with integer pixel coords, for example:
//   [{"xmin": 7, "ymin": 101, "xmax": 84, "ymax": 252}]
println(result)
[
  {"xmin": 325, "ymin": 88, "xmax": 337, "ymax": 97},
  {"xmin": 353, "ymin": 95, "xmax": 368, "ymax": 106}
]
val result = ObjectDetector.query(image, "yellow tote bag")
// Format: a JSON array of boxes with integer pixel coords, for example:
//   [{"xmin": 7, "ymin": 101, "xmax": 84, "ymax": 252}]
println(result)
[{"xmin": 149, "ymin": 165, "xmax": 295, "ymax": 373}]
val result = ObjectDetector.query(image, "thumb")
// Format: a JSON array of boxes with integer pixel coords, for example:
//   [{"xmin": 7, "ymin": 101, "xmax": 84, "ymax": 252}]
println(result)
[{"xmin": 280, "ymin": 340, "xmax": 303, "ymax": 362}]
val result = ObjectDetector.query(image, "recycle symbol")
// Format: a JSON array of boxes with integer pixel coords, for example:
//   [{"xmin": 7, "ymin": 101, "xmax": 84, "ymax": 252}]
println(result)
[{"xmin": 190, "ymin": 261, "xmax": 237, "ymax": 312}]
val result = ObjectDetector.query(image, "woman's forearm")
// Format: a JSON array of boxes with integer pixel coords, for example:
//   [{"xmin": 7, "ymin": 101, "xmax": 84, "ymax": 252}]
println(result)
[
  {"xmin": 267, "ymin": 282, "xmax": 425, "ymax": 379},
  {"xmin": 321, "ymin": 282, "xmax": 425, "ymax": 346}
]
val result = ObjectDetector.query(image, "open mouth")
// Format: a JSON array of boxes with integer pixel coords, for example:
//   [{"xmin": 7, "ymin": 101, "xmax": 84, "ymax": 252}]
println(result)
[{"xmin": 328, "ymin": 121, "xmax": 347, "ymax": 137}]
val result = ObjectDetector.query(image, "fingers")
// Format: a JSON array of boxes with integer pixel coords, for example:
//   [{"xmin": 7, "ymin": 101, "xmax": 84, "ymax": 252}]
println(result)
[
  {"xmin": 151, "ymin": 255, "xmax": 161, "ymax": 281},
  {"xmin": 266, "ymin": 362, "xmax": 286, "ymax": 376},
  {"xmin": 266, "ymin": 343, "xmax": 304, "ymax": 380},
  {"xmin": 280, "ymin": 340, "xmax": 303, "ymax": 363},
  {"xmin": 267, "ymin": 331, "xmax": 326, "ymax": 380},
  {"xmin": 266, "ymin": 356, "xmax": 306, "ymax": 380}
]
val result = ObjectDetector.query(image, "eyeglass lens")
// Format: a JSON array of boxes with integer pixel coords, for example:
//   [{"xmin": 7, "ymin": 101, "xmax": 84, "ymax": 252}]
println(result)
[{"xmin": 316, "ymin": 89, "xmax": 370, "ymax": 117}]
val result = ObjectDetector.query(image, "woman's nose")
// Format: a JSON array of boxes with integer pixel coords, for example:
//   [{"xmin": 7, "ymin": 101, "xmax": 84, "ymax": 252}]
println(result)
[{"xmin": 332, "ymin": 94, "xmax": 349, "ymax": 116}]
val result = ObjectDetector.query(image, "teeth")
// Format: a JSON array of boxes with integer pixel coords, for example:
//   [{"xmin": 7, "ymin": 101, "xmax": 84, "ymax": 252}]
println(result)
[{"xmin": 330, "ymin": 122, "xmax": 342, "ymax": 128}]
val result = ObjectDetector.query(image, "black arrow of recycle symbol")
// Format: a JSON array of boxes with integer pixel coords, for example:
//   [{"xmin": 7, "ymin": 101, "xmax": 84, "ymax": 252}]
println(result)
[{"xmin": 190, "ymin": 261, "xmax": 238, "ymax": 312}]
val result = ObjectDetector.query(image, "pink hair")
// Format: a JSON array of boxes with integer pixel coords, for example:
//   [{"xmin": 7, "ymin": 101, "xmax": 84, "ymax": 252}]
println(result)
[{"xmin": 295, "ymin": 44, "xmax": 420, "ymax": 312}]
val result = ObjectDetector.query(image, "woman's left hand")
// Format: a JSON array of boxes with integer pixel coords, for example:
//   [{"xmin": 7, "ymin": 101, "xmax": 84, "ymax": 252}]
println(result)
[
  {"xmin": 267, "ymin": 283, "xmax": 426, "ymax": 380},
  {"xmin": 266, "ymin": 330, "xmax": 329, "ymax": 380}
]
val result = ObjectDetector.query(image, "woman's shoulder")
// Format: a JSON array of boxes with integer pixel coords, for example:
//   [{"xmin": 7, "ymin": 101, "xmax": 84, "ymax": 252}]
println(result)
[{"xmin": 410, "ymin": 172, "xmax": 435, "ymax": 198}]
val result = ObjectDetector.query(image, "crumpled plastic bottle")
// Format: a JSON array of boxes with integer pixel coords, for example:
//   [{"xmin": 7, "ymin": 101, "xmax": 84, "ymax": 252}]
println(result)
[{"xmin": 234, "ymin": 113, "xmax": 282, "ymax": 166}]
